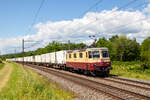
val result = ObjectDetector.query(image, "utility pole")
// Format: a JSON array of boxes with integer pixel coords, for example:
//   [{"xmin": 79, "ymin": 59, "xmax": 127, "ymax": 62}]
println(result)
[
  {"xmin": 68, "ymin": 40, "xmax": 70, "ymax": 50},
  {"xmin": 21, "ymin": 39, "xmax": 41, "ymax": 65},
  {"xmin": 22, "ymin": 39, "xmax": 24, "ymax": 66}
]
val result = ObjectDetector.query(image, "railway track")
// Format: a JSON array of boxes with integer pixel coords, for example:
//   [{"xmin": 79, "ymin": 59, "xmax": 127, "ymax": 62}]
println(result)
[
  {"xmin": 99, "ymin": 77, "xmax": 150, "ymax": 91},
  {"xmin": 109, "ymin": 76, "xmax": 150, "ymax": 87},
  {"xmin": 26, "ymin": 64, "xmax": 150, "ymax": 100}
]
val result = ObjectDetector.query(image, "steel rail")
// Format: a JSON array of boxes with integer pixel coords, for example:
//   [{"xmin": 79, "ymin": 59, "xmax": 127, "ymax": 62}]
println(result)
[
  {"xmin": 110, "ymin": 76, "xmax": 150, "ymax": 86},
  {"xmin": 99, "ymin": 78, "xmax": 150, "ymax": 91},
  {"xmin": 27, "ymin": 64, "xmax": 122, "ymax": 100},
  {"xmin": 26, "ymin": 64, "xmax": 150, "ymax": 100}
]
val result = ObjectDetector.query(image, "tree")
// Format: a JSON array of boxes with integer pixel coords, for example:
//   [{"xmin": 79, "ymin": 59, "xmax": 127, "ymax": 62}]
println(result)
[
  {"xmin": 141, "ymin": 37, "xmax": 150, "ymax": 59},
  {"xmin": 113, "ymin": 35, "xmax": 140, "ymax": 61},
  {"xmin": 140, "ymin": 37, "xmax": 150, "ymax": 69},
  {"xmin": 3, "ymin": 42, "xmax": 87, "ymax": 59},
  {"xmin": 109, "ymin": 35, "xmax": 119, "ymax": 42},
  {"xmin": 95, "ymin": 37, "xmax": 113, "ymax": 59}
]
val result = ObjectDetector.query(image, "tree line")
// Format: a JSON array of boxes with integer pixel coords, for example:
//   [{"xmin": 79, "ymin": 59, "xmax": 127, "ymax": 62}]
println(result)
[
  {"xmin": 1, "ymin": 35, "xmax": 150, "ymax": 68},
  {"xmin": 94, "ymin": 35, "xmax": 150, "ymax": 69}
]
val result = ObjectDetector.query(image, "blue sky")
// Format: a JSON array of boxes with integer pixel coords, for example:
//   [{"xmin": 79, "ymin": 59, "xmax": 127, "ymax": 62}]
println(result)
[
  {"xmin": 0, "ymin": 0, "xmax": 150, "ymax": 54},
  {"xmin": 0, "ymin": 0, "xmax": 147, "ymax": 38}
]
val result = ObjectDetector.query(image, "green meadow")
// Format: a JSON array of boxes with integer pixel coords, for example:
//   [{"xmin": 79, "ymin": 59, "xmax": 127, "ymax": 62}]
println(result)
[{"xmin": 0, "ymin": 62, "xmax": 75, "ymax": 100}]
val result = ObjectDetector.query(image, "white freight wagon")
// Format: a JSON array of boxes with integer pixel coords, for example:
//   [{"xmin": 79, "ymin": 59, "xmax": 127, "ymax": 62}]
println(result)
[
  {"xmin": 28, "ymin": 56, "xmax": 32, "ymax": 62},
  {"xmin": 24, "ymin": 57, "xmax": 28, "ymax": 62},
  {"xmin": 41, "ymin": 54, "xmax": 46, "ymax": 63},
  {"xmin": 26, "ymin": 57, "xmax": 29, "ymax": 62},
  {"xmin": 45, "ymin": 53, "xmax": 51, "ymax": 63},
  {"xmin": 18, "ymin": 57, "xmax": 23, "ymax": 62},
  {"xmin": 56, "ymin": 50, "xmax": 67, "ymax": 64},
  {"xmin": 6, "ymin": 58, "xmax": 14, "ymax": 62},
  {"xmin": 13, "ymin": 58, "xmax": 17, "ymax": 62},
  {"xmin": 35, "ymin": 55, "xmax": 42, "ymax": 63},
  {"xmin": 31, "ymin": 56, "xmax": 35, "ymax": 62},
  {"xmin": 50, "ymin": 52, "xmax": 56, "ymax": 64},
  {"xmin": 27, "ymin": 57, "xmax": 30, "ymax": 62},
  {"xmin": 15, "ymin": 58, "xmax": 18, "ymax": 62}
]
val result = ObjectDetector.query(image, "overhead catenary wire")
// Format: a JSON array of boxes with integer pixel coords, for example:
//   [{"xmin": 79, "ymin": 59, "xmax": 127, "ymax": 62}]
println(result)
[
  {"xmin": 47, "ymin": 0, "xmax": 141, "ymax": 44},
  {"xmin": 27, "ymin": 0, "xmax": 46, "ymax": 34},
  {"xmin": 24, "ymin": 0, "xmax": 139, "ymax": 49},
  {"xmin": 117, "ymin": 0, "xmax": 138, "ymax": 11},
  {"xmin": 95, "ymin": 1, "xmax": 148, "ymax": 35},
  {"xmin": 84, "ymin": 0, "xmax": 139, "ymax": 27},
  {"xmin": 78, "ymin": 0, "xmax": 103, "ymax": 18},
  {"xmin": 66, "ymin": 0, "xmax": 140, "ymax": 42},
  {"xmin": 22, "ymin": 0, "xmax": 143, "ymax": 51},
  {"xmin": 2, "ymin": 46, "xmax": 22, "ymax": 54},
  {"xmin": 58, "ymin": 0, "xmax": 140, "ymax": 43},
  {"xmin": 24, "ymin": 41, "xmax": 42, "ymax": 50},
  {"xmin": 21, "ymin": 0, "xmax": 46, "ymax": 60}
]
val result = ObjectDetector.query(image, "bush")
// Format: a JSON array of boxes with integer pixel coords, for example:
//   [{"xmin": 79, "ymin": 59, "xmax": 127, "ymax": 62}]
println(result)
[
  {"xmin": 141, "ymin": 62, "xmax": 150, "ymax": 71},
  {"xmin": 140, "ymin": 37, "xmax": 150, "ymax": 70},
  {"xmin": 0, "ymin": 58, "xmax": 2, "ymax": 63}
]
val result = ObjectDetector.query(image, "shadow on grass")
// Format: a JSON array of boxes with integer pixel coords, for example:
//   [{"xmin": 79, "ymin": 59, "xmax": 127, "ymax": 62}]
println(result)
[{"xmin": 109, "ymin": 74, "xmax": 119, "ymax": 77}]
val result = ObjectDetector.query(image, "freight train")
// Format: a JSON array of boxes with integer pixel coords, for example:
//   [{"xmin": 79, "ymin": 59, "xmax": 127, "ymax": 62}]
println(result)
[{"xmin": 7, "ymin": 48, "xmax": 112, "ymax": 76}]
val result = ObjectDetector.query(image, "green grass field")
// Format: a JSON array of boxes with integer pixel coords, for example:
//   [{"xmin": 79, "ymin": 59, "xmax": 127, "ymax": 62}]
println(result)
[
  {"xmin": 110, "ymin": 61, "xmax": 150, "ymax": 81},
  {"xmin": 0, "ymin": 62, "xmax": 75, "ymax": 100},
  {"xmin": 0, "ymin": 63, "xmax": 4, "ymax": 70}
]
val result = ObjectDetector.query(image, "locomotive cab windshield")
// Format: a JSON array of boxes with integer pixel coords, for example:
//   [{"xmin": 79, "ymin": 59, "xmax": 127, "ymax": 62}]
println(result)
[
  {"xmin": 102, "ymin": 50, "xmax": 109, "ymax": 58},
  {"xmin": 88, "ymin": 51, "xmax": 100, "ymax": 58},
  {"xmin": 87, "ymin": 48, "xmax": 109, "ymax": 59}
]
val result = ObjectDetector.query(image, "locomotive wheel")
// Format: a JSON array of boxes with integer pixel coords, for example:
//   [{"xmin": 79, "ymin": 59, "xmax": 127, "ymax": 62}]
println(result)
[
  {"xmin": 84, "ymin": 70, "xmax": 89, "ymax": 75},
  {"xmin": 104, "ymin": 70, "xmax": 110, "ymax": 77},
  {"xmin": 90, "ymin": 71, "xmax": 96, "ymax": 76},
  {"xmin": 69, "ymin": 68, "xmax": 73, "ymax": 72}
]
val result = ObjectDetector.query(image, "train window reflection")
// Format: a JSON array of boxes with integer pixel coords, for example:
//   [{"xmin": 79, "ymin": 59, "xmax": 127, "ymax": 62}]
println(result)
[
  {"xmin": 88, "ymin": 51, "xmax": 100, "ymax": 58},
  {"xmin": 102, "ymin": 51, "xmax": 109, "ymax": 57},
  {"xmin": 92, "ymin": 51, "xmax": 100, "ymax": 58}
]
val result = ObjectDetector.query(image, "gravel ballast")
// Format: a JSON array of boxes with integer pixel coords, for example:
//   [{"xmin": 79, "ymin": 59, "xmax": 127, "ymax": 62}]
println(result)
[
  {"xmin": 26, "ymin": 66, "xmax": 114, "ymax": 100},
  {"xmin": 25, "ymin": 65, "xmax": 150, "ymax": 100}
]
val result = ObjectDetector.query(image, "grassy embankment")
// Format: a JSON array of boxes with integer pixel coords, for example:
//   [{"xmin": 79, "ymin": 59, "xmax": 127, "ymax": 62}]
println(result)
[
  {"xmin": 0, "ymin": 63, "xmax": 4, "ymax": 70},
  {"xmin": 110, "ymin": 61, "xmax": 150, "ymax": 81},
  {"xmin": 0, "ymin": 62, "xmax": 75, "ymax": 100}
]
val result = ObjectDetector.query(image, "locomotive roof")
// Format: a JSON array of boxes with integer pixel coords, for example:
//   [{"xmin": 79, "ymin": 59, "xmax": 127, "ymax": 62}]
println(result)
[
  {"xmin": 86, "ymin": 47, "xmax": 108, "ymax": 51},
  {"xmin": 67, "ymin": 47, "xmax": 108, "ymax": 53}
]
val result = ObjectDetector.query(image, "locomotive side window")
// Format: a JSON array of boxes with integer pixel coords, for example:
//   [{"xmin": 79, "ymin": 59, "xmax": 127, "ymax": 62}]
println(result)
[
  {"xmin": 79, "ymin": 53, "xmax": 83, "ymax": 58},
  {"xmin": 69, "ymin": 54, "xmax": 72, "ymax": 58},
  {"xmin": 102, "ymin": 51, "xmax": 109, "ymax": 57},
  {"xmin": 88, "ymin": 51, "xmax": 92, "ymax": 58},
  {"xmin": 86, "ymin": 52, "xmax": 88, "ymax": 58},
  {"xmin": 74, "ymin": 53, "xmax": 77, "ymax": 58},
  {"xmin": 88, "ymin": 51, "xmax": 100, "ymax": 58},
  {"xmin": 92, "ymin": 51, "xmax": 100, "ymax": 58}
]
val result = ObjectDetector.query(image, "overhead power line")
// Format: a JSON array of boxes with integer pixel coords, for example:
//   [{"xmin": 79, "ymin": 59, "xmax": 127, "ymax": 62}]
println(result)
[
  {"xmin": 79, "ymin": 0, "xmax": 103, "ymax": 17},
  {"xmin": 98, "ymin": 2, "xmax": 148, "ymax": 34},
  {"xmin": 117, "ymin": 0, "xmax": 138, "ymax": 11},
  {"xmin": 22, "ymin": 0, "xmax": 46, "ymax": 56},
  {"xmin": 28, "ymin": 0, "xmax": 46, "ymax": 33},
  {"xmin": 24, "ymin": 0, "xmax": 141, "ymax": 52},
  {"xmin": 24, "ymin": 0, "xmax": 103, "ymax": 50},
  {"xmin": 85, "ymin": 0, "xmax": 139, "ymax": 27}
]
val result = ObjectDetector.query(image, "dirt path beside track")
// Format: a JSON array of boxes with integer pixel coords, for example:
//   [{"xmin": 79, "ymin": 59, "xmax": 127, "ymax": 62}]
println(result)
[{"xmin": 0, "ymin": 63, "xmax": 12, "ymax": 91}]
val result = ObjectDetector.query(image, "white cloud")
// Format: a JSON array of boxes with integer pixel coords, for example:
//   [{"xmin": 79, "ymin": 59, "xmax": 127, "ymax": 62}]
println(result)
[
  {"xmin": 1, "ymin": 4, "xmax": 150, "ymax": 54},
  {"xmin": 143, "ymin": 4, "xmax": 150, "ymax": 13}
]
